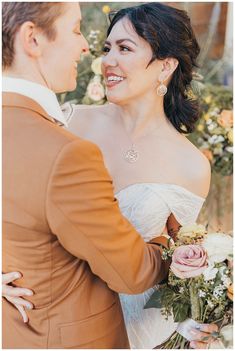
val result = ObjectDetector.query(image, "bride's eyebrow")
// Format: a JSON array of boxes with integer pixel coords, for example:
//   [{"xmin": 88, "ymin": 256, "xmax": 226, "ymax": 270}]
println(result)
[{"xmin": 104, "ymin": 39, "xmax": 137, "ymax": 46}]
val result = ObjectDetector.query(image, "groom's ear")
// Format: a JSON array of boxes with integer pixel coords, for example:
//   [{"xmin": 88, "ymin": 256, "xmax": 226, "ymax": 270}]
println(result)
[{"xmin": 18, "ymin": 21, "xmax": 44, "ymax": 58}]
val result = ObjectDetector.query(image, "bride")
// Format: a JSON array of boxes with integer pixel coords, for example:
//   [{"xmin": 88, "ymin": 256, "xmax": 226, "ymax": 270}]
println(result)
[{"xmin": 3, "ymin": 3, "xmax": 216, "ymax": 349}]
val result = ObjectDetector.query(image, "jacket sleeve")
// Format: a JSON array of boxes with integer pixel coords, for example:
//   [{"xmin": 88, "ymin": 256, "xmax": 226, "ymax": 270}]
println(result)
[{"xmin": 46, "ymin": 138, "xmax": 170, "ymax": 294}]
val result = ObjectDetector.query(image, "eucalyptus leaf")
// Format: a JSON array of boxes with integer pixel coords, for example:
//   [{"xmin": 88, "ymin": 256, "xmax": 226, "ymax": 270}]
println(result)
[
  {"xmin": 144, "ymin": 289, "xmax": 163, "ymax": 309},
  {"xmin": 172, "ymin": 302, "xmax": 189, "ymax": 322}
]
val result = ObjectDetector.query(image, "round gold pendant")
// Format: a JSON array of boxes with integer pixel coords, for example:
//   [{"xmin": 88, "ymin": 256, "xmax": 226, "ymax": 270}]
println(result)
[{"xmin": 124, "ymin": 148, "xmax": 139, "ymax": 163}]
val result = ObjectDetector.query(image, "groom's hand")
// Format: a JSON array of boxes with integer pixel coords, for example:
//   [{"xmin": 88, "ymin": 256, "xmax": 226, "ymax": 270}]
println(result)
[{"xmin": 2, "ymin": 272, "xmax": 34, "ymax": 323}]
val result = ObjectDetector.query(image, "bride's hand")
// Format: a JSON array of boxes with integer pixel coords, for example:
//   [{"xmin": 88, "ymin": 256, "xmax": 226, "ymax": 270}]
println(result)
[
  {"xmin": 177, "ymin": 319, "xmax": 219, "ymax": 349},
  {"xmin": 189, "ymin": 323, "xmax": 219, "ymax": 349},
  {"xmin": 2, "ymin": 272, "xmax": 34, "ymax": 323}
]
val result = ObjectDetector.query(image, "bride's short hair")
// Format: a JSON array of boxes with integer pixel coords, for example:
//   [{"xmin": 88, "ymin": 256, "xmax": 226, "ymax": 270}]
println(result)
[
  {"xmin": 107, "ymin": 2, "xmax": 201, "ymax": 134},
  {"xmin": 2, "ymin": 2, "xmax": 64, "ymax": 69}
]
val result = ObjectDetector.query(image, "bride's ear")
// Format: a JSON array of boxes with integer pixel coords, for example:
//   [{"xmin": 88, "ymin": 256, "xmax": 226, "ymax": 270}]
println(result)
[{"xmin": 158, "ymin": 58, "xmax": 179, "ymax": 82}]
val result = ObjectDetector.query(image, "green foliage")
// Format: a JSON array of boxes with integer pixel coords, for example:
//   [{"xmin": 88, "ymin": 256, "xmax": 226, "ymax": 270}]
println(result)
[
  {"xmin": 144, "ymin": 289, "xmax": 163, "ymax": 309},
  {"xmin": 189, "ymin": 84, "xmax": 233, "ymax": 176},
  {"xmin": 172, "ymin": 301, "xmax": 190, "ymax": 322}
]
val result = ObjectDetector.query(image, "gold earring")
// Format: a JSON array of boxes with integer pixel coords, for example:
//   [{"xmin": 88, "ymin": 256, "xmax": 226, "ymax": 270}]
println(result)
[{"xmin": 157, "ymin": 79, "xmax": 167, "ymax": 96}]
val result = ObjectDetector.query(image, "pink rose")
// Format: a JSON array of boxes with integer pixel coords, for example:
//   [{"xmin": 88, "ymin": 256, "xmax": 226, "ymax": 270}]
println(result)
[
  {"xmin": 171, "ymin": 245, "xmax": 207, "ymax": 279},
  {"xmin": 87, "ymin": 81, "xmax": 105, "ymax": 101}
]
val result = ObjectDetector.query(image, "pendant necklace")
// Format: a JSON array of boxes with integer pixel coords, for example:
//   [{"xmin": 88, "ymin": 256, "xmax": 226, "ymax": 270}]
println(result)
[
  {"xmin": 123, "ymin": 118, "xmax": 166, "ymax": 164},
  {"xmin": 123, "ymin": 143, "xmax": 139, "ymax": 163}
]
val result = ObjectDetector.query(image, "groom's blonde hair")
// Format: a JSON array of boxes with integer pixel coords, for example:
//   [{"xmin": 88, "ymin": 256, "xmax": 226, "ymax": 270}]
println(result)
[{"xmin": 2, "ymin": 2, "xmax": 65, "ymax": 69}]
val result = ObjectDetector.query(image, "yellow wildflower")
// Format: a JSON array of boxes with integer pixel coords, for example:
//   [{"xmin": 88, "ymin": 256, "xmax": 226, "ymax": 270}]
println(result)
[
  {"xmin": 197, "ymin": 124, "xmax": 204, "ymax": 132},
  {"xmin": 227, "ymin": 129, "xmax": 233, "ymax": 143},
  {"xmin": 102, "ymin": 5, "xmax": 110, "ymax": 14},
  {"xmin": 204, "ymin": 95, "xmax": 212, "ymax": 104},
  {"xmin": 187, "ymin": 89, "xmax": 196, "ymax": 100},
  {"xmin": 204, "ymin": 113, "xmax": 210, "ymax": 121}
]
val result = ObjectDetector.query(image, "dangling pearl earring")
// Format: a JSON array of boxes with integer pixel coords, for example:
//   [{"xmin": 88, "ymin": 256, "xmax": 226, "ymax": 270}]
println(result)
[{"xmin": 157, "ymin": 79, "xmax": 167, "ymax": 96}]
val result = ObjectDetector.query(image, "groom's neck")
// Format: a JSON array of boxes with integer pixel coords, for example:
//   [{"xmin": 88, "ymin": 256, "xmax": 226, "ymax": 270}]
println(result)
[{"xmin": 3, "ymin": 64, "xmax": 51, "ymax": 92}]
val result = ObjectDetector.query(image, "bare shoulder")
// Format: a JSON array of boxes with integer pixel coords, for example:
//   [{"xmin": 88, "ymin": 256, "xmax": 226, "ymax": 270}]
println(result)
[
  {"xmin": 62, "ymin": 102, "xmax": 116, "ymax": 122},
  {"xmin": 62, "ymin": 102, "xmax": 117, "ymax": 138},
  {"xmin": 176, "ymin": 135, "xmax": 211, "ymax": 198}
]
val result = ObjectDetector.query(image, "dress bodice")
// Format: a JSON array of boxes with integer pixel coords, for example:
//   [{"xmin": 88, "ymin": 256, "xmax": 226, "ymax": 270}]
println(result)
[{"xmin": 116, "ymin": 183, "xmax": 205, "ymax": 242}]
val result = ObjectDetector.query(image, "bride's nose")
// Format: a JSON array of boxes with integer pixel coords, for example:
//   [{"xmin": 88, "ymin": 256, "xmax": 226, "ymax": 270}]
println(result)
[{"xmin": 102, "ymin": 51, "xmax": 118, "ymax": 68}]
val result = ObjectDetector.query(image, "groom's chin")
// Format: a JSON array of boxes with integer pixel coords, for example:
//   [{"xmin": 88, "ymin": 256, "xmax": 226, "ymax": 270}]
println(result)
[
  {"xmin": 61, "ymin": 81, "xmax": 77, "ymax": 94},
  {"xmin": 70, "ymin": 78, "xmax": 78, "ymax": 91}
]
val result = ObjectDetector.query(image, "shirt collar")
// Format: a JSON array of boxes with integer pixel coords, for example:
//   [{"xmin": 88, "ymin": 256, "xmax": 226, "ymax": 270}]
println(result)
[{"xmin": 2, "ymin": 77, "xmax": 68, "ymax": 127}]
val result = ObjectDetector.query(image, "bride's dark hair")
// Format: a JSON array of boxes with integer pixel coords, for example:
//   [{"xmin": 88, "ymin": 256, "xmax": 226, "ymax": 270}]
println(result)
[{"xmin": 107, "ymin": 2, "xmax": 200, "ymax": 134}]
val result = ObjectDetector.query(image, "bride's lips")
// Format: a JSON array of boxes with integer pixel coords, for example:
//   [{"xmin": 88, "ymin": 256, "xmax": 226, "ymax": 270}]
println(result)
[{"xmin": 105, "ymin": 73, "xmax": 126, "ymax": 88}]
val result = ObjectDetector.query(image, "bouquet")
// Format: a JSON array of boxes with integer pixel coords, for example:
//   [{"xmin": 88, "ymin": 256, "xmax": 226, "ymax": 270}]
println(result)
[{"xmin": 145, "ymin": 224, "xmax": 233, "ymax": 348}]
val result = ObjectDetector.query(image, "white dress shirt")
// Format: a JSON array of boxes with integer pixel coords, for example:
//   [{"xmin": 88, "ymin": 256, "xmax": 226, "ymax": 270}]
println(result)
[{"xmin": 2, "ymin": 77, "xmax": 68, "ymax": 127}]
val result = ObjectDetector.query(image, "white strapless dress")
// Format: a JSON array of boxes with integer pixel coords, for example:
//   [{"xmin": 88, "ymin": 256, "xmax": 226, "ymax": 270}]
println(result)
[{"xmin": 115, "ymin": 183, "xmax": 205, "ymax": 349}]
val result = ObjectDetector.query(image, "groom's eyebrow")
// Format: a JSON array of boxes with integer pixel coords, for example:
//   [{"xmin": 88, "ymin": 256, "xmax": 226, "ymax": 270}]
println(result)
[{"xmin": 104, "ymin": 39, "xmax": 137, "ymax": 46}]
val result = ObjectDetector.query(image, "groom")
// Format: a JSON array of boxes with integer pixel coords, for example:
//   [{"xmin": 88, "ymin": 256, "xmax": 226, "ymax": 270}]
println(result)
[{"xmin": 2, "ymin": 2, "xmax": 170, "ymax": 348}]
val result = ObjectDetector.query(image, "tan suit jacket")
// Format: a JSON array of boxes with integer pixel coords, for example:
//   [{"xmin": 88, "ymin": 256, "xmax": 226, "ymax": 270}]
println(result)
[{"xmin": 2, "ymin": 92, "xmax": 170, "ymax": 349}]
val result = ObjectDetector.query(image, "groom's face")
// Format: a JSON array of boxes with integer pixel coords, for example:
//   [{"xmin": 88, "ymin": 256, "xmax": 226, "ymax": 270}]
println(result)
[{"xmin": 39, "ymin": 3, "xmax": 88, "ymax": 93}]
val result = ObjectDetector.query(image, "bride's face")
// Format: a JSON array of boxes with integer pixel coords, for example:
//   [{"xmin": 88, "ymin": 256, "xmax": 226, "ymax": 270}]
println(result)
[{"xmin": 102, "ymin": 18, "xmax": 163, "ymax": 105}]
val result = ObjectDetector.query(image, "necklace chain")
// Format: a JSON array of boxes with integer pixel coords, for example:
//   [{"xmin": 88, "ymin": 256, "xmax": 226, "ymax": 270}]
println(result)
[{"xmin": 123, "ymin": 122, "xmax": 163, "ymax": 164}]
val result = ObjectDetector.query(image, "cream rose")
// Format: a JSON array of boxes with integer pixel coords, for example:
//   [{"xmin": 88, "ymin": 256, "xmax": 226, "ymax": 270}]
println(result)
[
  {"xmin": 202, "ymin": 233, "xmax": 233, "ymax": 264},
  {"xmin": 178, "ymin": 224, "xmax": 206, "ymax": 239},
  {"xmin": 91, "ymin": 57, "xmax": 102, "ymax": 75},
  {"xmin": 171, "ymin": 245, "xmax": 208, "ymax": 279}
]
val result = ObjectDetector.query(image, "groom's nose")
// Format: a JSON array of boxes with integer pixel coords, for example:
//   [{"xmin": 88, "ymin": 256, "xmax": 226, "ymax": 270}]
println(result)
[{"xmin": 81, "ymin": 33, "xmax": 89, "ymax": 54}]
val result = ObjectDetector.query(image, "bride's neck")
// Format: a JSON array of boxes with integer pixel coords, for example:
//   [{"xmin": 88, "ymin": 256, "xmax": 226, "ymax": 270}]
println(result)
[{"xmin": 116, "ymin": 97, "xmax": 168, "ymax": 138}]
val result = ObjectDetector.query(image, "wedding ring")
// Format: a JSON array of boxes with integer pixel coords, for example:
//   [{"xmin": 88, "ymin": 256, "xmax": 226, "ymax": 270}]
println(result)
[{"xmin": 195, "ymin": 325, "xmax": 201, "ymax": 330}]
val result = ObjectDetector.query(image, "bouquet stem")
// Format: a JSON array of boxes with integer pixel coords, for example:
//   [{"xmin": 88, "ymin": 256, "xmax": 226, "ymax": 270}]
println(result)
[
  {"xmin": 155, "ymin": 331, "xmax": 189, "ymax": 349},
  {"xmin": 189, "ymin": 281, "xmax": 201, "ymax": 322}
]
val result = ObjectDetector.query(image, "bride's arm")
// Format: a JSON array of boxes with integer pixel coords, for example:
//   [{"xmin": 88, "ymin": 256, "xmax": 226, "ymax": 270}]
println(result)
[
  {"xmin": 2, "ymin": 272, "xmax": 33, "ymax": 323},
  {"xmin": 166, "ymin": 213, "xmax": 181, "ymax": 241}
]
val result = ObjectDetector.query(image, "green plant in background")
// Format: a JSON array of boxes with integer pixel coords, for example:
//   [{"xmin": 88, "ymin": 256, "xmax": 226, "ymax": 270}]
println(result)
[
  {"xmin": 189, "ymin": 85, "xmax": 233, "ymax": 176},
  {"xmin": 59, "ymin": 26, "xmax": 107, "ymax": 105}
]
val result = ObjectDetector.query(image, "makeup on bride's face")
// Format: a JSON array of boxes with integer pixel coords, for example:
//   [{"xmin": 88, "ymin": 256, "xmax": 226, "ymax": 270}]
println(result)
[{"xmin": 101, "ymin": 18, "xmax": 162, "ymax": 104}]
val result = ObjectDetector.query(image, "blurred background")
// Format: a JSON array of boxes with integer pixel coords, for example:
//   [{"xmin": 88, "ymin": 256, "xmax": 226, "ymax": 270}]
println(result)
[{"xmin": 59, "ymin": 2, "xmax": 233, "ymax": 232}]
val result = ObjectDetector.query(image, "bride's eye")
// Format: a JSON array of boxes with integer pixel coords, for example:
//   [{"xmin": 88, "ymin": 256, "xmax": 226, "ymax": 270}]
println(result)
[
  {"xmin": 120, "ymin": 45, "xmax": 131, "ymax": 52},
  {"xmin": 102, "ymin": 46, "xmax": 110, "ymax": 55}
]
